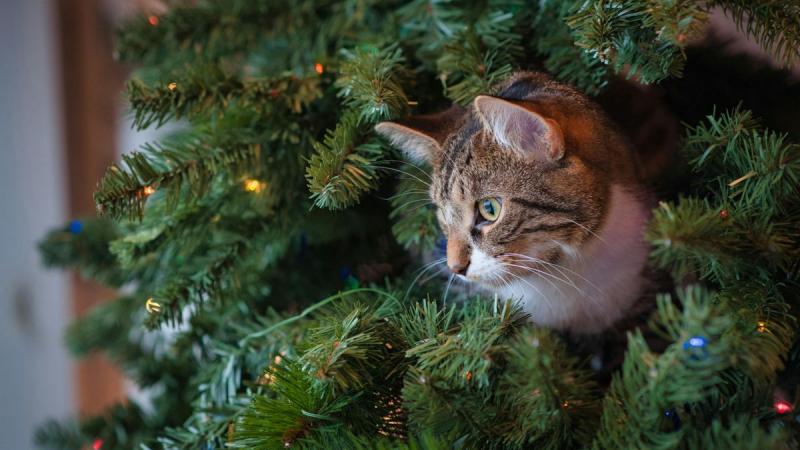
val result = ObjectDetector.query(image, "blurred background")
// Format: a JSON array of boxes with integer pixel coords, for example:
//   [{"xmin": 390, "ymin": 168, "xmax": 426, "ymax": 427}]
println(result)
[
  {"xmin": 0, "ymin": 1, "xmax": 165, "ymax": 449},
  {"xmin": 0, "ymin": 1, "xmax": 797, "ymax": 450}
]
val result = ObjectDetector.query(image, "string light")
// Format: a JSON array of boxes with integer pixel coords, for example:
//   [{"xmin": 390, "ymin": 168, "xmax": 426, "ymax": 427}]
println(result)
[
  {"xmin": 314, "ymin": 63, "xmax": 324, "ymax": 74},
  {"xmin": 69, "ymin": 219, "xmax": 83, "ymax": 235},
  {"xmin": 719, "ymin": 209, "xmax": 729, "ymax": 219},
  {"xmin": 167, "ymin": 82, "xmax": 177, "ymax": 91},
  {"xmin": 145, "ymin": 298, "xmax": 162, "ymax": 314},
  {"xmin": 142, "ymin": 185, "xmax": 156, "ymax": 196},
  {"xmin": 257, "ymin": 371, "xmax": 275, "ymax": 385},
  {"xmin": 148, "ymin": 15, "xmax": 159, "ymax": 26},
  {"xmin": 683, "ymin": 335, "xmax": 709, "ymax": 361},
  {"xmin": 244, "ymin": 179, "xmax": 265, "ymax": 193},
  {"xmin": 775, "ymin": 400, "xmax": 793, "ymax": 414},
  {"xmin": 384, "ymin": 342, "xmax": 393, "ymax": 350},
  {"xmin": 465, "ymin": 370, "xmax": 473, "ymax": 381},
  {"xmin": 93, "ymin": 439, "xmax": 104, "ymax": 450},
  {"xmin": 757, "ymin": 321, "xmax": 768, "ymax": 333},
  {"xmin": 274, "ymin": 354, "xmax": 283, "ymax": 365},
  {"xmin": 664, "ymin": 408, "xmax": 682, "ymax": 430}
]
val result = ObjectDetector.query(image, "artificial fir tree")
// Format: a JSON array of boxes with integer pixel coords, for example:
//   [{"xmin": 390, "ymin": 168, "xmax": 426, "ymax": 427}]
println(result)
[{"xmin": 35, "ymin": 1, "xmax": 800, "ymax": 449}]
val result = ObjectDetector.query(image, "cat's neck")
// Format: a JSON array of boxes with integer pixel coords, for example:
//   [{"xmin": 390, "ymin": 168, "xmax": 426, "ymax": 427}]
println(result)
[{"xmin": 496, "ymin": 184, "xmax": 652, "ymax": 333}]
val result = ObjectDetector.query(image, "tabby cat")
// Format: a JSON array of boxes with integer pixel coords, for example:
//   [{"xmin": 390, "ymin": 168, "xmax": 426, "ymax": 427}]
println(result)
[{"xmin": 376, "ymin": 72, "xmax": 657, "ymax": 333}]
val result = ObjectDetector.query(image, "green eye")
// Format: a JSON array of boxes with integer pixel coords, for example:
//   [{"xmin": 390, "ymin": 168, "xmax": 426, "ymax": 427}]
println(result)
[{"xmin": 478, "ymin": 197, "xmax": 502, "ymax": 222}]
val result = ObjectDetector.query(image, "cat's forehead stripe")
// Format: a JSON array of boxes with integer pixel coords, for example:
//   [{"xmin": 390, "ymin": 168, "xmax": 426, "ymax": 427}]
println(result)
[{"xmin": 440, "ymin": 120, "xmax": 480, "ymax": 200}]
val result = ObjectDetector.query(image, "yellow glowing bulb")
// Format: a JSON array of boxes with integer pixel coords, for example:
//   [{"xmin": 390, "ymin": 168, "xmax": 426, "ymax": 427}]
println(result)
[
  {"xmin": 244, "ymin": 179, "xmax": 264, "ymax": 193},
  {"xmin": 167, "ymin": 82, "xmax": 177, "ymax": 91},
  {"xmin": 274, "ymin": 354, "xmax": 283, "ymax": 365},
  {"xmin": 314, "ymin": 63, "xmax": 324, "ymax": 74},
  {"xmin": 257, "ymin": 371, "xmax": 275, "ymax": 385},
  {"xmin": 145, "ymin": 298, "xmax": 161, "ymax": 313},
  {"xmin": 757, "ymin": 321, "xmax": 768, "ymax": 333},
  {"xmin": 142, "ymin": 185, "xmax": 156, "ymax": 196}
]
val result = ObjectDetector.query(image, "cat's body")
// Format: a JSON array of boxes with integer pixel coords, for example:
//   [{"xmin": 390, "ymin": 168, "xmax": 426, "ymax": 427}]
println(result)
[{"xmin": 377, "ymin": 72, "xmax": 660, "ymax": 333}]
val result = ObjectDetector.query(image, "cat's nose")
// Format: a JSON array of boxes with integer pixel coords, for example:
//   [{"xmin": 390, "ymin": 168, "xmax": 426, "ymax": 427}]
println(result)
[{"xmin": 449, "ymin": 262, "xmax": 469, "ymax": 275}]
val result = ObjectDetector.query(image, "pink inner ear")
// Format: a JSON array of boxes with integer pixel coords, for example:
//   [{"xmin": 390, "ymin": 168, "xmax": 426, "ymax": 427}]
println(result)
[
  {"xmin": 505, "ymin": 109, "xmax": 549, "ymax": 151},
  {"xmin": 475, "ymin": 96, "xmax": 564, "ymax": 161}
]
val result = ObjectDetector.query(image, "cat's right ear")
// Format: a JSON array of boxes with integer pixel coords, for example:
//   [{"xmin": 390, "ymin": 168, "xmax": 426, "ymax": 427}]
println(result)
[{"xmin": 374, "ymin": 106, "xmax": 463, "ymax": 165}]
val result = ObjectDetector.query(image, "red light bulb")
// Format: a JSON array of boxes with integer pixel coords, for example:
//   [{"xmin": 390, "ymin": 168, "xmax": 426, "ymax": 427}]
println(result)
[{"xmin": 774, "ymin": 400, "xmax": 793, "ymax": 415}]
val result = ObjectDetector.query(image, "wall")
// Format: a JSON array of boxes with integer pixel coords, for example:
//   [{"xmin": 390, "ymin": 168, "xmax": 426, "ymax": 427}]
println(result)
[{"xmin": 0, "ymin": 1, "xmax": 73, "ymax": 449}]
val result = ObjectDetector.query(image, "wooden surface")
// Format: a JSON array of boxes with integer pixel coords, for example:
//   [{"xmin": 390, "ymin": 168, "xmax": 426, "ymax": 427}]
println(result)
[{"xmin": 56, "ymin": 0, "xmax": 127, "ymax": 417}]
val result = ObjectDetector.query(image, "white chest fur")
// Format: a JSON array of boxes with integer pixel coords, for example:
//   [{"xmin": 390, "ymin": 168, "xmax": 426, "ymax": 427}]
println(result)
[{"xmin": 491, "ymin": 184, "xmax": 652, "ymax": 333}]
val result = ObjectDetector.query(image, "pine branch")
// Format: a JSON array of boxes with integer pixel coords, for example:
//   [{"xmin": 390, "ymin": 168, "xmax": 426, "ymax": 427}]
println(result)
[
  {"xmin": 95, "ymin": 126, "xmax": 263, "ymax": 220},
  {"xmin": 649, "ymin": 109, "xmax": 800, "ymax": 286},
  {"xmin": 407, "ymin": 298, "xmax": 527, "ymax": 390},
  {"xmin": 497, "ymin": 328, "xmax": 600, "ymax": 449},
  {"xmin": 306, "ymin": 112, "xmax": 386, "ymax": 210},
  {"xmin": 336, "ymin": 45, "xmax": 410, "ymax": 124},
  {"xmin": 683, "ymin": 415, "xmax": 788, "ymax": 450},
  {"xmin": 436, "ymin": 1, "xmax": 523, "ymax": 105},
  {"xmin": 126, "ymin": 70, "xmax": 321, "ymax": 130},
  {"xmin": 568, "ymin": 0, "xmax": 708, "ymax": 84},
  {"xmin": 389, "ymin": 164, "xmax": 439, "ymax": 251},
  {"xmin": 143, "ymin": 240, "xmax": 248, "ymax": 329},
  {"xmin": 685, "ymin": 107, "xmax": 800, "ymax": 218},
  {"xmin": 300, "ymin": 303, "xmax": 406, "ymax": 394},
  {"xmin": 34, "ymin": 419, "xmax": 85, "ymax": 450},
  {"xmin": 157, "ymin": 403, "xmax": 245, "ymax": 450},
  {"xmin": 116, "ymin": 0, "xmax": 283, "ymax": 67},
  {"xmin": 711, "ymin": 0, "xmax": 800, "ymax": 66},
  {"xmin": 594, "ymin": 285, "xmax": 794, "ymax": 448},
  {"xmin": 307, "ymin": 44, "xmax": 411, "ymax": 210},
  {"xmin": 437, "ymin": 31, "xmax": 516, "ymax": 105},
  {"xmin": 230, "ymin": 360, "xmax": 351, "ymax": 449},
  {"xmin": 37, "ymin": 217, "xmax": 126, "ymax": 286},
  {"xmin": 593, "ymin": 286, "xmax": 733, "ymax": 449},
  {"xmin": 647, "ymin": 198, "xmax": 755, "ymax": 284},
  {"xmin": 530, "ymin": 1, "xmax": 609, "ymax": 95}
]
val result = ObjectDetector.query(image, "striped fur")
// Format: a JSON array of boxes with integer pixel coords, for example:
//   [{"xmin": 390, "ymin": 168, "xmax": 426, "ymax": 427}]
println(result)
[{"xmin": 377, "ymin": 72, "xmax": 655, "ymax": 333}]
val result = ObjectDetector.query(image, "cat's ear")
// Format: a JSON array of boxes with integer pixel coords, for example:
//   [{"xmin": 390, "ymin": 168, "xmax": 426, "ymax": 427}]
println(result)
[
  {"xmin": 374, "ymin": 105, "xmax": 463, "ymax": 165},
  {"xmin": 473, "ymin": 95, "xmax": 564, "ymax": 161}
]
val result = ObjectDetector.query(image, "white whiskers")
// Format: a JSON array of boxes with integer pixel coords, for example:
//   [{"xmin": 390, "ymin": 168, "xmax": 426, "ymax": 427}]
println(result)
[{"xmin": 404, "ymin": 257, "xmax": 446, "ymax": 301}]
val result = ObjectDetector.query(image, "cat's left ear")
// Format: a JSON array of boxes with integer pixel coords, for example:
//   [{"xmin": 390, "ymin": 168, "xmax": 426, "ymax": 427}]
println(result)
[
  {"xmin": 473, "ymin": 95, "xmax": 565, "ymax": 161},
  {"xmin": 374, "ymin": 105, "xmax": 464, "ymax": 166}
]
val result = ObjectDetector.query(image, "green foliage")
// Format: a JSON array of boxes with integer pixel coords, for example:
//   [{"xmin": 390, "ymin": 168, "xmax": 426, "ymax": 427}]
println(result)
[
  {"xmin": 38, "ymin": 217, "xmax": 124, "ymax": 286},
  {"xmin": 498, "ymin": 329, "xmax": 600, "ymax": 448},
  {"xmin": 125, "ymin": 70, "xmax": 321, "ymax": 130},
  {"xmin": 306, "ymin": 111, "xmax": 387, "ymax": 210},
  {"xmin": 648, "ymin": 107, "xmax": 800, "ymax": 286},
  {"xmin": 306, "ymin": 45, "xmax": 410, "ymax": 210},
  {"xmin": 34, "ymin": 419, "xmax": 84, "ymax": 450},
  {"xmin": 711, "ymin": 0, "xmax": 800, "ymax": 66},
  {"xmin": 389, "ymin": 164, "xmax": 439, "ymax": 251},
  {"xmin": 36, "ymin": 1, "xmax": 800, "ymax": 449},
  {"xmin": 568, "ymin": 0, "xmax": 706, "ymax": 84},
  {"xmin": 567, "ymin": 0, "xmax": 800, "ymax": 85},
  {"xmin": 530, "ymin": 0, "xmax": 609, "ymax": 95}
]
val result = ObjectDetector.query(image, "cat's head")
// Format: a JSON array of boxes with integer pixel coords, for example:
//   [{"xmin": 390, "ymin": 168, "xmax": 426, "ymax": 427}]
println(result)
[{"xmin": 376, "ymin": 73, "xmax": 639, "ymax": 287}]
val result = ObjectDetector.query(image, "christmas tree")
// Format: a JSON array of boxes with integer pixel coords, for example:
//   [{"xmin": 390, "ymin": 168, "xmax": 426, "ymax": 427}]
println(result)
[{"xmin": 35, "ymin": 1, "xmax": 800, "ymax": 449}]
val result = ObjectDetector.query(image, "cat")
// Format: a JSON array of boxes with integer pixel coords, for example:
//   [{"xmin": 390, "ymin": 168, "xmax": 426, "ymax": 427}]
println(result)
[{"xmin": 376, "ymin": 72, "xmax": 660, "ymax": 334}]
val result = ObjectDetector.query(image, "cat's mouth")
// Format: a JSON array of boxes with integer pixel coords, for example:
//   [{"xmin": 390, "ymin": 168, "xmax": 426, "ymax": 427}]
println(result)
[{"xmin": 459, "ymin": 248, "xmax": 564, "ymax": 287}]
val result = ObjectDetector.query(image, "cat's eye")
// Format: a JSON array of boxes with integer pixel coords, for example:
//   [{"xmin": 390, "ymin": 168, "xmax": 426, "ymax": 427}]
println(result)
[{"xmin": 477, "ymin": 197, "xmax": 502, "ymax": 222}]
